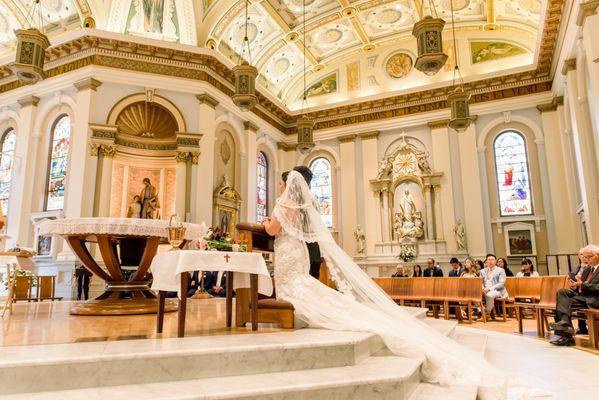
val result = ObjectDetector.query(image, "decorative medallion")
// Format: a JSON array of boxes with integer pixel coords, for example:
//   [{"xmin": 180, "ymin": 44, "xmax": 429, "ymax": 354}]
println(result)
[{"xmin": 385, "ymin": 52, "xmax": 413, "ymax": 79}]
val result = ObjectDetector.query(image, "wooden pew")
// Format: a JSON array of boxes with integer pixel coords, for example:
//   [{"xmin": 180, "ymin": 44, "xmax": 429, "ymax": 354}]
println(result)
[
  {"xmin": 581, "ymin": 309, "xmax": 599, "ymax": 349},
  {"xmin": 495, "ymin": 277, "xmax": 517, "ymax": 321},
  {"xmin": 515, "ymin": 276, "xmax": 567, "ymax": 336}
]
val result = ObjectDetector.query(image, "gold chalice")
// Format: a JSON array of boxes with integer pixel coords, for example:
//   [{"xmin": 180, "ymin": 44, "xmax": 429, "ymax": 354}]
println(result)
[{"xmin": 167, "ymin": 214, "xmax": 186, "ymax": 250}]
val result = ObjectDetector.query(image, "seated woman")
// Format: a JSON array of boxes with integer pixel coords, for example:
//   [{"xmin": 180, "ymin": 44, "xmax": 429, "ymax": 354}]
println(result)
[
  {"xmin": 412, "ymin": 264, "xmax": 423, "ymax": 277},
  {"xmin": 516, "ymin": 258, "xmax": 539, "ymax": 277},
  {"xmin": 460, "ymin": 258, "xmax": 479, "ymax": 277}
]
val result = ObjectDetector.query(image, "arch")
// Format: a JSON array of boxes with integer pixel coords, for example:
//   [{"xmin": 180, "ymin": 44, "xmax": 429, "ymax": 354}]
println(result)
[
  {"xmin": 0, "ymin": 127, "xmax": 17, "ymax": 215},
  {"xmin": 44, "ymin": 114, "xmax": 72, "ymax": 211},
  {"xmin": 215, "ymin": 115, "xmax": 246, "ymax": 150},
  {"xmin": 477, "ymin": 114, "xmax": 543, "ymax": 151},
  {"xmin": 107, "ymin": 93, "xmax": 187, "ymax": 132},
  {"xmin": 385, "ymin": 135, "xmax": 427, "ymax": 156},
  {"xmin": 493, "ymin": 129, "xmax": 533, "ymax": 217},
  {"xmin": 298, "ymin": 143, "xmax": 341, "ymax": 167},
  {"xmin": 33, "ymin": 94, "xmax": 77, "ymax": 135}
]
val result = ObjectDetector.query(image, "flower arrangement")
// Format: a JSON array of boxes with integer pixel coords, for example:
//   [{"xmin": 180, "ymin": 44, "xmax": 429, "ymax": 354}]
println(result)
[
  {"xmin": 397, "ymin": 245, "xmax": 416, "ymax": 262},
  {"xmin": 199, "ymin": 227, "xmax": 246, "ymax": 252},
  {"xmin": 2, "ymin": 269, "xmax": 36, "ymax": 290}
]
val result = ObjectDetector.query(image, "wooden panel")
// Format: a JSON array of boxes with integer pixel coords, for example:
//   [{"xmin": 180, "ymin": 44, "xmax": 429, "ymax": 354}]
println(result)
[{"xmin": 38, "ymin": 276, "xmax": 55, "ymax": 299}]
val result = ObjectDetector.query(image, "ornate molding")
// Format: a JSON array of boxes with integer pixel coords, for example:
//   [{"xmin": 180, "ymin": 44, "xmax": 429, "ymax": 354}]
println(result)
[
  {"xmin": 338, "ymin": 134, "xmax": 357, "ymax": 143},
  {"xmin": 243, "ymin": 121, "xmax": 260, "ymax": 133},
  {"xmin": 191, "ymin": 151, "xmax": 200, "ymax": 164},
  {"xmin": 102, "ymin": 145, "xmax": 117, "ymax": 158},
  {"xmin": 359, "ymin": 131, "xmax": 380, "ymax": 140},
  {"xmin": 17, "ymin": 95, "xmax": 40, "ymax": 107},
  {"xmin": 176, "ymin": 151, "xmax": 190, "ymax": 163},
  {"xmin": 277, "ymin": 142, "xmax": 295, "ymax": 151},
  {"xmin": 114, "ymin": 137, "xmax": 177, "ymax": 151},
  {"xmin": 427, "ymin": 119, "xmax": 449, "ymax": 130},
  {"xmin": 176, "ymin": 136, "xmax": 201, "ymax": 147},
  {"xmin": 536, "ymin": 96, "xmax": 563, "ymax": 113},
  {"xmin": 562, "ymin": 58, "xmax": 577, "ymax": 75},
  {"xmin": 89, "ymin": 142, "xmax": 100, "ymax": 156},
  {"xmin": 577, "ymin": 0, "xmax": 599, "ymax": 26},
  {"xmin": 196, "ymin": 93, "xmax": 219, "ymax": 108},
  {"xmin": 74, "ymin": 77, "xmax": 102, "ymax": 91}
]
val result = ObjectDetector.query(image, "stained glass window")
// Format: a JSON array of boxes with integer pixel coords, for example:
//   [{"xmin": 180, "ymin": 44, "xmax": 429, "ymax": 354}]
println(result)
[
  {"xmin": 46, "ymin": 115, "xmax": 71, "ymax": 211},
  {"xmin": 256, "ymin": 151, "xmax": 268, "ymax": 223},
  {"xmin": 309, "ymin": 157, "xmax": 333, "ymax": 228},
  {"xmin": 494, "ymin": 130, "xmax": 533, "ymax": 216},
  {"xmin": 0, "ymin": 129, "xmax": 16, "ymax": 216}
]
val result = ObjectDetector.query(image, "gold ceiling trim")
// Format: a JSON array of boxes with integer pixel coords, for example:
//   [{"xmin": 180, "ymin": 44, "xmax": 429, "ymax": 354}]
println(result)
[{"xmin": 0, "ymin": 0, "xmax": 563, "ymax": 133}]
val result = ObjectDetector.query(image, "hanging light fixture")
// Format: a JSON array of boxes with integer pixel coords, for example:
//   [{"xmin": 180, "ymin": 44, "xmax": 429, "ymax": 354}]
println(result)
[
  {"xmin": 11, "ymin": 0, "xmax": 50, "ymax": 85},
  {"xmin": 232, "ymin": 0, "xmax": 258, "ymax": 112},
  {"xmin": 447, "ymin": 0, "xmax": 473, "ymax": 132},
  {"xmin": 296, "ymin": 0, "xmax": 314, "ymax": 154},
  {"xmin": 412, "ymin": 0, "xmax": 447, "ymax": 76}
]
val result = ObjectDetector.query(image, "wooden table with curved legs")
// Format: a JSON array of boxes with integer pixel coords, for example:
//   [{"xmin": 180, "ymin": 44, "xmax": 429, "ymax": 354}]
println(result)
[{"xmin": 40, "ymin": 218, "xmax": 207, "ymax": 316}]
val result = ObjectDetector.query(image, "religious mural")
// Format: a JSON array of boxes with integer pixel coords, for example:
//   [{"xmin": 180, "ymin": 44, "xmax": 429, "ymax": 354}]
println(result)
[
  {"xmin": 346, "ymin": 61, "xmax": 360, "ymax": 91},
  {"xmin": 494, "ymin": 130, "xmax": 532, "ymax": 216},
  {"xmin": 385, "ymin": 52, "xmax": 413, "ymax": 79},
  {"xmin": 303, "ymin": 72, "xmax": 337, "ymax": 99},
  {"xmin": 470, "ymin": 41, "xmax": 527, "ymax": 64}
]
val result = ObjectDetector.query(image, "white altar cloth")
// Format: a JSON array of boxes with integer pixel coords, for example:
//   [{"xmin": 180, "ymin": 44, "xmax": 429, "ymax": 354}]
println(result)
[
  {"xmin": 39, "ymin": 217, "xmax": 207, "ymax": 240},
  {"xmin": 151, "ymin": 250, "xmax": 273, "ymax": 297}
]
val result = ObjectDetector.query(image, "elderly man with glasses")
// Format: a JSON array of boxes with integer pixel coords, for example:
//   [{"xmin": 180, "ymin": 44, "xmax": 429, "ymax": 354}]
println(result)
[{"xmin": 550, "ymin": 245, "xmax": 599, "ymax": 346}]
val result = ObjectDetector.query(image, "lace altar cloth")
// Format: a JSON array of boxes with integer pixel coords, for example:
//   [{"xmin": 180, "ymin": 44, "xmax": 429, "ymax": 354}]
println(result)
[
  {"xmin": 39, "ymin": 217, "xmax": 207, "ymax": 240},
  {"xmin": 151, "ymin": 250, "xmax": 273, "ymax": 297}
]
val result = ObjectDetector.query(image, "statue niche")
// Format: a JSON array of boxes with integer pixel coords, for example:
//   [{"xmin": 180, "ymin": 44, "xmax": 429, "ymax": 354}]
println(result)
[{"xmin": 394, "ymin": 186, "xmax": 424, "ymax": 239}]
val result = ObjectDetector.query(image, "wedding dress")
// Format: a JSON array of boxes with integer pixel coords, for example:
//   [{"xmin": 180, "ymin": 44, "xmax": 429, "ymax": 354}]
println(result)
[{"xmin": 271, "ymin": 171, "xmax": 543, "ymax": 400}]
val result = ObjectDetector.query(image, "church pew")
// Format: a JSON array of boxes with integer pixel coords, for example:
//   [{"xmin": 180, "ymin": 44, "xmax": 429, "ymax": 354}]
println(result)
[
  {"xmin": 515, "ymin": 276, "xmax": 567, "ymax": 336},
  {"xmin": 580, "ymin": 309, "xmax": 599, "ymax": 349},
  {"xmin": 494, "ymin": 277, "xmax": 517, "ymax": 322}
]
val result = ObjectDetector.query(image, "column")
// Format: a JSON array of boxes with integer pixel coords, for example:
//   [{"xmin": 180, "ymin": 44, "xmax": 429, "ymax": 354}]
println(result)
[
  {"xmin": 338, "ymin": 134, "xmax": 357, "ymax": 250},
  {"xmin": 193, "ymin": 93, "xmax": 218, "ymax": 225},
  {"xmin": 563, "ymin": 59, "xmax": 599, "ymax": 242},
  {"xmin": 429, "ymin": 120, "xmax": 457, "ymax": 252},
  {"xmin": 65, "ymin": 78, "xmax": 102, "ymax": 219},
  {"xmin": 579, "ymin": 1, "xmax": 599, "ymax": 171},
  {"xmin": 243, "ymin": 121, "xmax": 259, "ymax": 223},
  {"xmin": 6, "ymin": 96, "xmax": 39, "ymax": 248},
  {"xmin": 457, "ymin": 120, "xmax": 488, "ymax": 258},
  {"xmin": 380, "ymin": 188, "xmax": 391, "ymax": 243},
  {"xmin": 359, "ymin": 131, "xmax": 380, "ymax": 255},
  {"xmin": 537, "ymin": 99, "xmax": 579, "ymax": 253},
  {"xmin": 175, "ymin": 151, "xmax": 189, "ymax": 219},
  {"xmin": 96, "ymin": 145, "xmax": 116, "ymax": 217}
]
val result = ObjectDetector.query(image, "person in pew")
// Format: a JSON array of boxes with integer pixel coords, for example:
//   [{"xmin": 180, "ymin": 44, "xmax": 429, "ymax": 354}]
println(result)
[
  {"xmin": 481, "ymin": 253, "xmax": 508, "ymax": 320},
  {"xmin": 475, "ymin": 259, "xmax": 485, "ymax": 274},
  {"xmin": 550, "ymin": 245, "xmax": 599, "ymax": 346},
  {"xmin": 460, "ymin": 258, "xmax": 479, "ymax": 277},
  {"xmin": 187, "ymin": 271, "xmax": 202, "ymax": 298},
  {"xmin": 423, "ymin": 258, "xmax": 443, "ymax": 277},
  {"xmin": 516, "ymin": 258, "xmax": 539, "ymax": 277},
  {"xmin": 412, "ymin": 265, "xmax": 423, "ymax": 277},
  {"xmin": 572, "ymin": 250, "xmax": 591, "ymax": 334},
  {"xmin": 497, "ymin": 258, "xmax": 514, "ymax": 277},
  {"xmin": 448, "ymin": 257, "xmax": 462, "ymax": 277},
  {"xmin": 392, "ymin": 265, "xmax": 408, "ymax": 277},
  {"xmin": 204, "ymin": 271, "xmax": 227, "ymax": 298}
]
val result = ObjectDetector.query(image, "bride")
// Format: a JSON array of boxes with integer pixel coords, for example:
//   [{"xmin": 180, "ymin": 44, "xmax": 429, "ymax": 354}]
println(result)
[{"xmin": 262, "ymin": 170, "xmax": 541, "ymax": 400}]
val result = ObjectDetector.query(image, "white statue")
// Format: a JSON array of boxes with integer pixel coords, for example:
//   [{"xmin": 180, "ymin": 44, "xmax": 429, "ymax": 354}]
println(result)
[
  {"xmin": 394, "ymin": 188, "xmax": 424, "ymax": 239},
  {"xmin": 454, "ymin": 219, "xmax": 467, "ymax": 251},
  {"xmin": 354, "ymin": 225, "xmax": 366, "ymax": 255},
  {"xmin": 376, "ymin": 158, "xmax": 392, "ymax": 179},
  {"xmin": 399, "ymin": 189, "xmax": 416, "ymax": 223}
]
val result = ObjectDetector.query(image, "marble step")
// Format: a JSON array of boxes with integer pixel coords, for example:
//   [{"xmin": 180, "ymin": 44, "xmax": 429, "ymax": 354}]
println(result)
[
  {"xmin": 452, "ymin": 329, "xmax": 489, "ymax": 356},
  {"xmin": 408, "ymin": 383, "xmax": 478, "ymax": 400},
  {"xmin": 0, "ymin": 355, "xmax": 423, "ymax": 400},
  {"xmin": 0, "ymin": 330, "xmax": 386, "ymax": 395},
  {"xmin": 424, "ymin": 318, "xmax": 458, "ymax": 337}
]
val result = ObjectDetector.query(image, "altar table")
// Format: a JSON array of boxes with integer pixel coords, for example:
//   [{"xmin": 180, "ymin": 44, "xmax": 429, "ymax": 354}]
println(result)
[
  {"xmin": 151, "ymin": 250, "xmax": 273, "ymax": 337},
  {"xmin": 40, "ymin": 217, "xmax": 207, "ymax": 316}
]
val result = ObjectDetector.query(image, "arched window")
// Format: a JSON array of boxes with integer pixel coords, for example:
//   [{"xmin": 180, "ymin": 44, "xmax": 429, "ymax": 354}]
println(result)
[
  {"xmin": 0, "ymin": 128, "xmax": 16, "ymax": 215},
  {"xmin": 494, "ymin": 130, "xmax": 533, "ymax": 216},
  {"xmin": 256, "ymin": 151, "xmax": 268, "ymax": 223},
  {"xmin": 309, "ymin": 157, "xmax": 333, "ymax": 228},
  {"xmin": 45, "ymin": 115, "xmax": 71, "ymax": 211}
]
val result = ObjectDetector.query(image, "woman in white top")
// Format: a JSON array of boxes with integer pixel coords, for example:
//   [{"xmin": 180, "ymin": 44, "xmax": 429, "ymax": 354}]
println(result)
[
  {"xmin": 460, "ymin": 258, "xmax": 479, "ymax": 277},
  {"xmin": 515, "ymin": 258, "xmax": 540, "ymax": 277}
]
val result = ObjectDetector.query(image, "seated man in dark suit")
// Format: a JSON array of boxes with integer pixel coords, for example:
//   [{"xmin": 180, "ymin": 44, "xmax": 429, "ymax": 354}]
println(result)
[
  {"xmin": 448, "ymin": 257, "xmax": 462, "ymax": 277},
  {"xmin": 204, "ymin": 271, "xmax": 227, "ymax": 298},
  {"xmin": 423, "ymin": 258, "xmax": 444, "ymax": 277},
  {"xmin": 550, "ymin": 245, "xmax": 599, "ymax": 346},
  {"xmin": 187, "ymin": 271, "xmax": 201, "ymax": 298}
]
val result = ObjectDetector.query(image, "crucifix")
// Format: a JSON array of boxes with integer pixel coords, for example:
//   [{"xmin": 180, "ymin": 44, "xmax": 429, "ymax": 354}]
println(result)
[
  {"xmin": 223, "ymin": 254, "xmax": 231, "ymax": 263},
  {"xmin": 399, "ymin": 131, "xmax": 408, "ymax": 146}
]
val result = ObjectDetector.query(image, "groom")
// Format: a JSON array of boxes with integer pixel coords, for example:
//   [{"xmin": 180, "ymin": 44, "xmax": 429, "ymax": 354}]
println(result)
[{"xmin": 292, "ymin": 166, "xmax": 322, "ymax": 280}]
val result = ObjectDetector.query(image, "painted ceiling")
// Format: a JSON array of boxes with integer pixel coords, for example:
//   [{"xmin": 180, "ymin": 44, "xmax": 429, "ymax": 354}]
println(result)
[{"xmin": 0, "ymin": 0, "xmax": 546, "ymax": 111}]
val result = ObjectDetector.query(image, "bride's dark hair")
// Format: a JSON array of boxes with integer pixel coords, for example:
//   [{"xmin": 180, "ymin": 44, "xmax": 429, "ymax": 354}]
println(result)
[{"xmin": 282, "ymin": 171, "xmax": 290, "ymax": 182}]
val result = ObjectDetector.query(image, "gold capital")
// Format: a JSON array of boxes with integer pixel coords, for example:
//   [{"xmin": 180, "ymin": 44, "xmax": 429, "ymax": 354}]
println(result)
[
  {"xmin": 74, "ymin": 78, "xmax": 102, "ymax": 91},
  {"xmin": 561, "ymin": 59, "xmax": 577, "ymax": 76},
  {"xmin": 427, "ymin": 119, "xmax": 449, "ymax": 130},
  {"xmin": 243, "ymin": 121, "xmax": 259, "ymax": 132},
  {"xmin": 577, "ymin": 0, "xmax": 599, "ymax": 26},
  {"xmin": 359, "ymin": 131, "xmax": 379, "ymax": 140},
  {"xmin": 196, "ymin": 93, "xmax": 219, "ymax": 108},
  {"xmin": 338, "ymin": 134, "xmax": 357, "ymax": 143}
]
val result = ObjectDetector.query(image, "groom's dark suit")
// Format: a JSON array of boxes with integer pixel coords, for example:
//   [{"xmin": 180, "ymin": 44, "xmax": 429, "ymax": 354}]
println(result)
[{"xmin": 307, "ymin": 242, "xmax": 322, "ymax": 280}]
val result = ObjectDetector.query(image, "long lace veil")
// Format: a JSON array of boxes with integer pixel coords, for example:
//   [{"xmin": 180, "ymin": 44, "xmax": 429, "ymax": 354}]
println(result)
[{"xmin": 272, "ymin": 171, "xmax": 541, "ymax": 400}]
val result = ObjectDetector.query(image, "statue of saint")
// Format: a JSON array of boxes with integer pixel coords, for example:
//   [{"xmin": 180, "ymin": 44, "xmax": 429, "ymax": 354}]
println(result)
[
  {"xmin": 140, "ymin": 178, "xmax": 160, "ymax": 219},
  {"xmin": 454, "ymin": 219, "xmax": 467, "ymax": 251},
  {"xmin": 353, "ymin": 225, "xmax": 366, "ymax": 255},
  {"xmin": 394, "ymin": 188, "xmax": 423, "ymax": 239},
  {"xmin": 127, "ymin": 195, "xmax": 142, "ymax": 218},
  {"xmin": 399, "ymin": 189, "xmax": 416, "ymax": 224},
  {"xmin": 376, "ymin": 158, "xmax": 392, "ymax": 179}
]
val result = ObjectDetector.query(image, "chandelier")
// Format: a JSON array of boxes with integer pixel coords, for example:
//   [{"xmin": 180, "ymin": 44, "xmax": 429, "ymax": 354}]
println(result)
[
  {"xmin": 11, "ymin": 0, "xmax": 50, "ymax": 84},
  {"xmin": 232, "ymin": 0, "xmax": 258, "ymax": 112},
  {"xmin": 447, "ymin": 0, "xmax": 473, "ymax": 132},
  {"xmin": 412, "ymin": 1, "xmax": 447, "ymax": 76},
  {"xmin": 296, "ymin": 0, "xmax": 314, "ymax": 154}
]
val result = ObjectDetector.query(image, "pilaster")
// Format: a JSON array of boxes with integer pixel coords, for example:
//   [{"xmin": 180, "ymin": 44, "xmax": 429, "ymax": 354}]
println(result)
[
  {"xmin": 360, "ymin": 131, "xmax": 379, "ymax": 255},
  {"xmin": 338, "ymin": 134, "xmax": 357, "ymax": 251},
  {"xmin": 243, "ymin": 121, "xmax": 259, "ymax": 223}
]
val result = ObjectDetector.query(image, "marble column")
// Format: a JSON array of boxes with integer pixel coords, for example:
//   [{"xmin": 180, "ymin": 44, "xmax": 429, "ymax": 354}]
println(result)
[
  {"xmin": 563, "ymin": 59, "xmax": 599, "ymax": 242},
  {"xmin": 193, "ymin": 93, "xmax": 218, "ymax": 225},
  {"xmin": 175, "ymin": 151, "xmax": 189, "ymax": 219},
  {"xmin": 429, "ymin": 120, "xmax": 457, "ymax": 251},
  {"xmin": 243, "ymin": 121, "xmax": 259, "ymax": 223},
  {"xmin": 65, "ymin": 78, "xmax": 102, "ymax": 219},
  {"xmin": 537, "ymin": 99, "xmax": 579, "ymax": 252},
  {"xmin": 338, "ymin": 134, "xmax": 358, "ymax": 250},
  {"xmin": 457, "ymin": 120, "xmax": 487, "ymax": 258},
  {"xmin": 6, "ymin": 96, "xmax": 39, "ymax": 248},
  {"xmin": 359, "ymin": 131, "xmax": 380, "ymax": 255},
  {"xmin": 96, "ymin": 145, "xmax": 116, "ymax": 217}
]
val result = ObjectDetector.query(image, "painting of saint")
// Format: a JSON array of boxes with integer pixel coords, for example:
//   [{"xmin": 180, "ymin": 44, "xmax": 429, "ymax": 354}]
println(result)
[
  {"xmin": 471, "ymin": 41, "xmax": 527, "ymax": 64},
  {"xmin": 347, "ymin": 62, "xmax": 359, "ymax": 91},
  {"xmin": 303, "ymin": 73, "xmax": 337, "ymax": 99}
]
